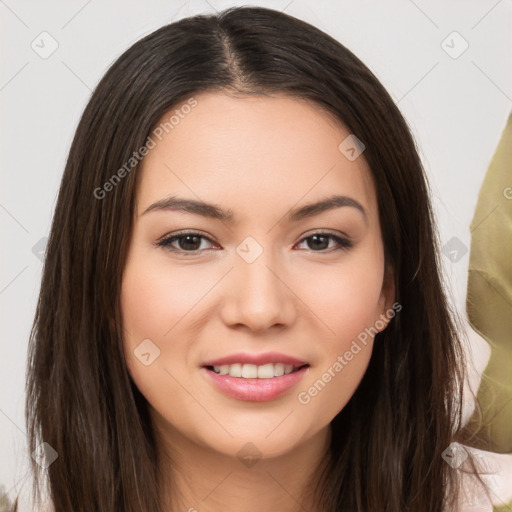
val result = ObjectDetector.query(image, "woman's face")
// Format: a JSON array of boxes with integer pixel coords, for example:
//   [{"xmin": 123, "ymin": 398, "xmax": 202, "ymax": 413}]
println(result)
[{"xmin": 121, "ymin": 91, "xmax": 394, "ymax": 459}]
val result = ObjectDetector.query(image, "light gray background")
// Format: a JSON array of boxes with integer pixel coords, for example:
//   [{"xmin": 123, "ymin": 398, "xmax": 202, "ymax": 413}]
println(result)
[{"xmin": 1, "ymin": 0, "xmax": 511, "ymax": 508}]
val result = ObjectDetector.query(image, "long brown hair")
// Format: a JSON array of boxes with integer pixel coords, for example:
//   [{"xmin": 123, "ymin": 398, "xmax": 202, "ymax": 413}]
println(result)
[{"xmin": 24, "ymin": 6, "xmax": 471, "ymax": 511}]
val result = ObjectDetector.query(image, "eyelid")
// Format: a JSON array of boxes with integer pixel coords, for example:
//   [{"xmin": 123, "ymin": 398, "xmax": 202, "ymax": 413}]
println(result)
[
  {"xmin": 299, "ymin": 228, "xmax": 351, "ymax": 241},
  {"xmin": 155, "ymin": 229, "xmax": 353, "ymax": 254},
  {"xmin": 294, "ymin": 229, "xmax": 353, "ymax": 251},
  {"xmin": 155, "ymin": 229, "xmax": 218, "ymax": 251},
  {"xmin": 156, "ymin": 228, "xmax": 214, "ymax": 242}
]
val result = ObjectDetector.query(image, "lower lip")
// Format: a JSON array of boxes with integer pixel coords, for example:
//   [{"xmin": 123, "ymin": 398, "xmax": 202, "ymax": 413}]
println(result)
[{"xmin": 202, "ymin": 366, "xmax": 309, "ymax": 402}]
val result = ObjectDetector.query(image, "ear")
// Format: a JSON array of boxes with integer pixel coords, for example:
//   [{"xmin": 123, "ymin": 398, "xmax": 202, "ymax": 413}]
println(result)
[{"xmin": 376, "ymin": 263, "xmax": 396, "ymax": 332}]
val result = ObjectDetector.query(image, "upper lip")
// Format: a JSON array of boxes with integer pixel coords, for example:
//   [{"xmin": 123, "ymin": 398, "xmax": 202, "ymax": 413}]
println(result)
[{"xmin": 202, "ymin": 352, "xmax": 309, "ymax": 367}]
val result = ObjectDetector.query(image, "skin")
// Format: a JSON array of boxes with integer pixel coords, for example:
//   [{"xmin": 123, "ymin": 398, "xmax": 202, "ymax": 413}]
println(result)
[{"xmin": 121, "ymin": 91, "xmax": 395, "ymax": 512}]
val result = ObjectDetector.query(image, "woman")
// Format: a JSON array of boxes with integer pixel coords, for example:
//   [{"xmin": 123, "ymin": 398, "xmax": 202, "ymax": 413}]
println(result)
[{"xmin": 23, "ymin": 6, "xmax": 494, "ymax": 511}]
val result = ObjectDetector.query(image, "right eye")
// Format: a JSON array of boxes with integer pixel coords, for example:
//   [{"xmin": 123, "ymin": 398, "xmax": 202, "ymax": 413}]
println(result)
[{"xmin": 156, "ymin": 231, "xmax": 218, "ymax": 254}]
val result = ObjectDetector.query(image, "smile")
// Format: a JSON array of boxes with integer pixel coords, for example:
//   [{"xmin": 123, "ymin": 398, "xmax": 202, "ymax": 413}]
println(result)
[
  {"xmin": 202, "ymin": 364, "xmax": 310, "ymax": 401},
  {"xmin": 208, "ymin": 362, "xmax": 305, "ymax": 379}
]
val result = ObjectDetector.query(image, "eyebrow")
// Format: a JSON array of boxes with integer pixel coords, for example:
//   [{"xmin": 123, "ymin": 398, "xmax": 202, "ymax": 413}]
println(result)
[{"xmin": 141, "ymin": 194, "xmax": 367, "ymax": 223}]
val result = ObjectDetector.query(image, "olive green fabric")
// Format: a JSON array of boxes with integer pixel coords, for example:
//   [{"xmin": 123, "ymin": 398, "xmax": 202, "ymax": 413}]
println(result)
[
  {"xmin": 466, "ymin": 113, "xmax": 512, "ymax": 454},
  {"xmin": 493, "ymin": 502, "xmax": 512, "ymax": 512}
]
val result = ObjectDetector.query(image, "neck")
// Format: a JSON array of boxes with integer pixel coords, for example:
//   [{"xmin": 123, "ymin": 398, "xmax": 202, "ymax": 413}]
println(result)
[{"xmin": 155, "ymin": 421, "xmax": 332, "ymax": 512}]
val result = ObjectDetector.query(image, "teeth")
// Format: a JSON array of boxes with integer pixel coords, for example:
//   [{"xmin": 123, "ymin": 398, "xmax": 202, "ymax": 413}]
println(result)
[
  {"xmin": 273, "ymin": 363, "xmax": 285, "ymax": 377},
  {"xmin": 228, "ymin": 363, "xmax": 242, "ymax": 377},
  {"xmin": 257, "ymin": 364, "xmax": 275, "ymax": 378},
  {"xmin": 211, "ymin": 362, "xmax": 302, "ymax": 378}
]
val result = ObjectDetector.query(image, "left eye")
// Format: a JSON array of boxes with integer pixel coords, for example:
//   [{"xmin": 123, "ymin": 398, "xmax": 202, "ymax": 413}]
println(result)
[
  {"xmin": 295, "ymin": 233, "xmax": 352, "ymax": 252},
  {"xmin": 156, "ymin": 231, "xmax": 352, "ymax": 254}
]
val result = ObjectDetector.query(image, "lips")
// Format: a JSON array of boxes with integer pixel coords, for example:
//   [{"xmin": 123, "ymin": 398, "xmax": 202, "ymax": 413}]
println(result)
[
  {"xmin": 202, "ymin": 351, "xmax": 308, "ymax": 367},
  {"xmin": 202, "ymin": 365, "xmax": 309, "ymax": 401},
  {"xmin": 201, "ymin": 352, "xmax": 310, "ymax": 401}
]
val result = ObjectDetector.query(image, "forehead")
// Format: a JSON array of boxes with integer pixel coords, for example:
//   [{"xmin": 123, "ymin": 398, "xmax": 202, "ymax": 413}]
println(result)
[{"xmin": 135, "ymin": 91, "xmax": 377, "ymax": 223}]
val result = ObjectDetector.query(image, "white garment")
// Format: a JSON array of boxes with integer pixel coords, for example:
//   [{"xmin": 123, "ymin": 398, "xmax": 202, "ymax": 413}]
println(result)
[
  {"xmin": 447, "ymin": 444, "xmax": 512, "ymax": 511},
  {"xmin": 450, "ymin": 323, "xmax": 512, "ymax": 511}
]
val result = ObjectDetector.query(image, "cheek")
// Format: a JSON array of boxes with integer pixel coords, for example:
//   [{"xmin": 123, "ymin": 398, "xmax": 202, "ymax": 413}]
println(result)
[
  {"xmin": 297, "ymin": 347, "xmax": 372, "ymax": 421},
  {"xmin": 120, "ymin": 252, "xmax": 225, "ymax": 400},
  {"xmin": 120, "ymin": 256, "xmax": 213, "ymax": 343},
  {"xmin": 294, "ymin": 254, "xmax": 384, "ymax": 414},
  {"xmin": 120, "ymin": 257, "xmax": 197, "ymax": 411},
  {"xmin": 296, "ymin": 256, "xmax": 384, "ymax": 340},
  {"xmin": 120, "ymin": 255, "xmax": 187, "ymax": 384},
  {"xmin": 122, "ymin": 277, "xmax": 166, "ymax": 339}
]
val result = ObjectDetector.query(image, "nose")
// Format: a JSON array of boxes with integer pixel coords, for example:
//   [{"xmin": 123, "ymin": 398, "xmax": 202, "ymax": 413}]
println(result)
[{"xmin": 219, "ymin": 252, "xmax": 296, "ymax": 333}]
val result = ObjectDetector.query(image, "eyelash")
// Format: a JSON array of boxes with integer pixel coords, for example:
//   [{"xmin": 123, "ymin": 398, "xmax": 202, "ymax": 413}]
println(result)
[{"xmin": 155, "ymin": 230, "xmax": 353, "ymax": 255}]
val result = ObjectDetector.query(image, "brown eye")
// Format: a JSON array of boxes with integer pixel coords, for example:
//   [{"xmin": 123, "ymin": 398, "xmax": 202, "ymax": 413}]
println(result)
[
  {"xmin": 296, "ymin": 232, "xmax": 353, "ymax": 252},
  {"xmin": 156, "ymin": 232, "xmax": 216, "ymax": 253}
]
